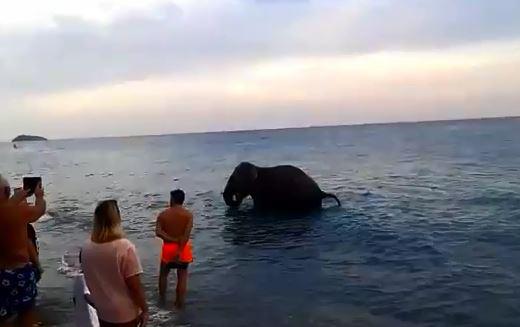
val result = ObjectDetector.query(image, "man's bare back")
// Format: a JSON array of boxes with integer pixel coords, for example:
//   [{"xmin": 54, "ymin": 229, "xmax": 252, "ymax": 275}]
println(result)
[{"xmin": 157, "ymin": 206, "xmax": 192, "ymax": 242}]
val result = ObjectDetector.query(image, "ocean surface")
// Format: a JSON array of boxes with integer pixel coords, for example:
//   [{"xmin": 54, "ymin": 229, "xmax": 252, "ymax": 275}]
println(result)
[{"xmin": 2, "ymin": 118, "xmax": 520, "ymax": 326}]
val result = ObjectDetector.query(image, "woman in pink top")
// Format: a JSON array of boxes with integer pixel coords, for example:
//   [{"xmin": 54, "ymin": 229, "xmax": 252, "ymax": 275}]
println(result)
[{"xmin": 81, "ymin": 200, "xmax": 149, "ymax": 327}]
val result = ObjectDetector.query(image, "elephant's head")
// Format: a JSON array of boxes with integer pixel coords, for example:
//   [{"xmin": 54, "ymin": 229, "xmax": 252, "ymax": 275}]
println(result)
[{"xmin": 223, "ymin": 162, "xmax": 258, "ymax": 207}]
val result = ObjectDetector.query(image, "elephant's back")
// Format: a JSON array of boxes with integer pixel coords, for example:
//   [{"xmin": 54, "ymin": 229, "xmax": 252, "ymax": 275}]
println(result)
[
  {"xmin": 263, "ymin": 165, "xmax": 322, "ymax": 191},
  {"xmin": 253, "ymin": 165, "xmax": 325, "ymax": 209}
]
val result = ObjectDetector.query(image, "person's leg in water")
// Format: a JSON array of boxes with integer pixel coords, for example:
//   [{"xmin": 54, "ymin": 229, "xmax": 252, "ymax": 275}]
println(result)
[
  {"xmin": 0, "ymin": 320, "xmax": 15, "ymax": 327},
  {"xmin": 158, "ymin": 263, "xmax": 170, "ymax": 304},
  {"xmin": 17, "ymin": 307, "xmax": 39, "ymax": 327},
  {"xmin": 175, "ymin": 267, "xmax": 188, "ymax": 309}
]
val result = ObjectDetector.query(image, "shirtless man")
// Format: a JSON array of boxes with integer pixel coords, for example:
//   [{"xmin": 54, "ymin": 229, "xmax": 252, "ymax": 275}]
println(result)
[
  {"xmin": 155, "ymin": 189, "xmax": 193, "ymax": 308},
  {"xmin": 0, "ymin": 175, "xmax": 46, "ymax": 326}
]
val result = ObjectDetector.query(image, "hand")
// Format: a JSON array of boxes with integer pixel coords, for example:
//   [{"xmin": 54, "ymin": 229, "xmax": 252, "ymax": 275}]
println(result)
[
  {"xmin": 34, "ymin": 183, "xmax": 44, "ymax": 198},
  {"xmin": 9, "ymin": 187, "xmax": 28, "ymax": 204},
  {"xmin": 139, "ymin": 311, "xmax": 149, "ymax": 327},
  {"xmin": 13, "ymin": 187, "xmax": 28, "ymax": 198}
]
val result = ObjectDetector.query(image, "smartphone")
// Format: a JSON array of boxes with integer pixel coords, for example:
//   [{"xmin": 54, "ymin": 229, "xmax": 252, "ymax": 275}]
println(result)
[{"xmin": 23, "ymin": 177, "xmax": 42, "ymax": 197}]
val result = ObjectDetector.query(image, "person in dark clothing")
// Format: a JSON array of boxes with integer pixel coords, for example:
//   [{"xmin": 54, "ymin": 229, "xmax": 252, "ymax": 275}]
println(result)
[{"xmin": 27, "ymin": 223, "xmax": 43, "ymax": 282}]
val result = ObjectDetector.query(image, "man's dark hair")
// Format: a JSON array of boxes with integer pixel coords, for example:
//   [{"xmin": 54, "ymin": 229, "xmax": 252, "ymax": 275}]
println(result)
[{"xmin": 170, "ymin": 189, "xmax": 185, "ymax": 205}]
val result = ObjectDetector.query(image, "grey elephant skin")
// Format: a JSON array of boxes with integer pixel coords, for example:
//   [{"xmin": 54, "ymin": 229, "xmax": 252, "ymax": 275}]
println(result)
[{"xmin": 223, "ymin": 162, "xmax": 341, "ymax": 211}]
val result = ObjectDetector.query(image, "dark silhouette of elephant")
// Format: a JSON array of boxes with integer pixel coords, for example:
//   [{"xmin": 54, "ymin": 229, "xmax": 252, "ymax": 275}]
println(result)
[{"xmin": 223, "ymin": 162, "xmax": 341, "ymax": 211}]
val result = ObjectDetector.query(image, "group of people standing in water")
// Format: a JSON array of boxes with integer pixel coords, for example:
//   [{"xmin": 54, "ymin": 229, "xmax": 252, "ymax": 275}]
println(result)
[{"xmin": 0, "ymin": 174, "xmax": 194, "ymax": 327}]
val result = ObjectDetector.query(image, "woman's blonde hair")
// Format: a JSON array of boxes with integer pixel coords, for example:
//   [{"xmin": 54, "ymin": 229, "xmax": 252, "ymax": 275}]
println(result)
[{"xmin": 91, "ymin": 200, "xmax": 125, "ymax": 243}]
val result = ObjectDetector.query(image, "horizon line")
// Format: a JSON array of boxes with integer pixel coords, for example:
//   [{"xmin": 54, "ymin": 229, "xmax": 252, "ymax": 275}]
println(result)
[{"xmin": 7, "ymin": 115, "xmax": 520, "ymax": 142}]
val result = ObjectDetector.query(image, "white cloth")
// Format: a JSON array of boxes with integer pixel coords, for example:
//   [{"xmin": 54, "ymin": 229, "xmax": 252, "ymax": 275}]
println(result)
[{"xmin": 73, "ymin": 274, "xmax": 99, "ymax": 327}]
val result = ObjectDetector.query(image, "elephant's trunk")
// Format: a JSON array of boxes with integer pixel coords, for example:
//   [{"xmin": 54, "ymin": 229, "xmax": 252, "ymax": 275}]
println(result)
[{"xmin": 223, "ymin": 188, "xmax": 240, "ymax": 207}]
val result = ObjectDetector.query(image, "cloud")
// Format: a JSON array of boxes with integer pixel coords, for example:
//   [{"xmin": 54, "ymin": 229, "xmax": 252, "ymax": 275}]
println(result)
[
  {"xmin": 0, "ymin": 0, "xmax": 171, "ymax": 27},
  {"xmin": 14, "ymin": 42, "xmax": 519, "ymax": 139},
  {"xmin": 1, "ymin": 0, "xmax": 519, "ymax": 140},
  {"xmin": 1, "ymin": 0, "xmax": 519, "ymax": 94}
]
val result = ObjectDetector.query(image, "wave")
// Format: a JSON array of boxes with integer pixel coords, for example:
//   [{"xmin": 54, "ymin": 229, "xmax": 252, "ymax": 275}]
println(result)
[
  {"xmin": 38, "ymin": 213, "xmax": 54, "ymax": 223},
  {"xmin": 57, "ymin": 250, "xmax": 82, "ymax": 278}
]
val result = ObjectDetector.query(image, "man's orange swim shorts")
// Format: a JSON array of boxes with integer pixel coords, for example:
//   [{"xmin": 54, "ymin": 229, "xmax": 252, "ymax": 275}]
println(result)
[{"xmin": 161, "ymin": 241, "xmax": 193, "ymax": 269}]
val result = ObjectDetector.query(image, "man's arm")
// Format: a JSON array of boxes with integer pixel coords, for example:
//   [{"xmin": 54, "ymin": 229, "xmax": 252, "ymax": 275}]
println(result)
[
  {"xmin": 180, "ymin": 213, "xmax": 193, "ymax": 246},
  {"xmin": 155, "ymin": 215, "xmax": 181, "ymax": 243},
  {"xmin": 126, "ymin": 274, "xmax": 149, "ymax": 326},
  {"xmin": 123, "ymin": 246, "xmax": 149, "ymax": 327},
  {"xmin": 20, "ymin": 183, "xmax": 46, "ymax": 223}
]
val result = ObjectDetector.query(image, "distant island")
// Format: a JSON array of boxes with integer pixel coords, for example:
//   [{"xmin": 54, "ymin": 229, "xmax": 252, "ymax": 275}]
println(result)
[{"xmin": 12, "ymin": 135, "xmax": 48, "ymax": 142}]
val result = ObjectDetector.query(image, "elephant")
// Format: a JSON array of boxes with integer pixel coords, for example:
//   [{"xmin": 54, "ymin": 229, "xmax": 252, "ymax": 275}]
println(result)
[{"xmin": 223, "ymin": 162, "xmax": 341, "ymax": 211}]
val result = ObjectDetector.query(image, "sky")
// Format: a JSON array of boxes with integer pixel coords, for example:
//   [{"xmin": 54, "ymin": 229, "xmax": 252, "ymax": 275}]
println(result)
[{"xmin": 1, "ymin": 0, "xmax": 520, "ymax": 140}]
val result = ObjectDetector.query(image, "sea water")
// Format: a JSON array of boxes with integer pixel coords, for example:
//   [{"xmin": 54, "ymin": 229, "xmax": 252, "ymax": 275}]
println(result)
[{"xmin": 2, "ymin": 118, "xmax": 520, "ymax": 326}]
